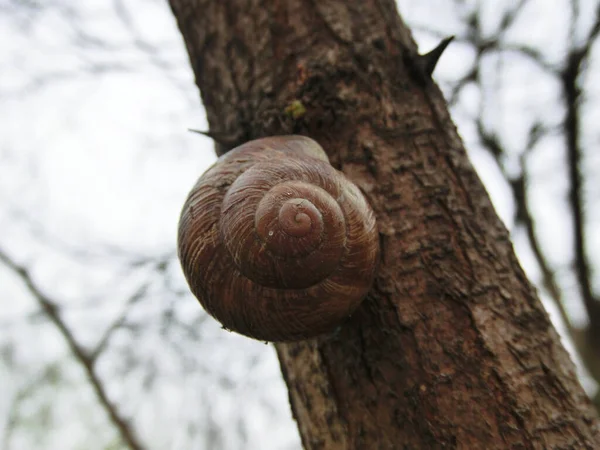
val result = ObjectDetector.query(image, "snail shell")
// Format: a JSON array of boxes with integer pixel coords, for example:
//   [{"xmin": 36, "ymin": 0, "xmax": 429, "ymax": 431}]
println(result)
[{"xmin": 177, "ymin": 136, "xmax": 379, "ymax": 342}]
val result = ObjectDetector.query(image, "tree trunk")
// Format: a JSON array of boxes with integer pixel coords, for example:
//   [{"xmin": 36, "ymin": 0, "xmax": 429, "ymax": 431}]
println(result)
[{"xmin": 168, "ymin": 0, "xmax": 600, "ymax": 447}]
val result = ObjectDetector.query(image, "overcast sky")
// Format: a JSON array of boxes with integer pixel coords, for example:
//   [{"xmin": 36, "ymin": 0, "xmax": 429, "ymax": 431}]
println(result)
[{"xmin": 1, "ymin": 0, "xmax": 598, "ymax": 448}]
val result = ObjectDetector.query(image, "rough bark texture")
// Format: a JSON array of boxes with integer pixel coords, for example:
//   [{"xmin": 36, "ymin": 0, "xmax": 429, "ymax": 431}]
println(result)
[{"xmin": 168, "ymin": 0, "xmax": 600, "ymax": 448}]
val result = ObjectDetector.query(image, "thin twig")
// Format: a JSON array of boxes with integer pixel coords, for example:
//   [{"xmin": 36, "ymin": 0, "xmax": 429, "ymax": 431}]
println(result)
[
  {"xmin": 561, "ymin": 3, "xmax": 600, "ymax": 334},
  {"xmin": 90, "ymin": 282, "xmax": 149, "ymax": 362},
  {"xmin": 0, "ymin": 248, "xmax": 145, "ymax": 450}
]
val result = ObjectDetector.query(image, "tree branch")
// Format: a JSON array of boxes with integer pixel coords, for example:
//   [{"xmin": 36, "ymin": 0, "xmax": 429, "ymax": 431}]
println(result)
[
  {"xmin": 0, "ymin": 248, "xmax": 145, "ymax": 450},
  {"xmin": 561, "ymin": 3, "xmax": 600, "ymax": 337}
]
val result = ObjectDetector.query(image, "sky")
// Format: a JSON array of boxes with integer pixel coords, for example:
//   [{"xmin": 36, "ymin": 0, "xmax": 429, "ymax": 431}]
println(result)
[
  {"xmin": 0, "ymin": 0, "xmax": 598, "ymax": 448},
  {"xmin": 0, "ymin": 1, "xmax": 300, "ymax": 448}
]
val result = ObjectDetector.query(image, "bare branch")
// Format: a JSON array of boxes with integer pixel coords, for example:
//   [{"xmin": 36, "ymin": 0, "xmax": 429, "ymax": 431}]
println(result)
[
  {"xmin": 0, "ymin": 247, "xmax": 145, "ymax": 450},
  {"xmin": 561, "ymin": 2, "xmax": 600, "ymax": 333},
  {"xmin": 90, "ymin": 282, "xmax": 149, "ymax": 362}
]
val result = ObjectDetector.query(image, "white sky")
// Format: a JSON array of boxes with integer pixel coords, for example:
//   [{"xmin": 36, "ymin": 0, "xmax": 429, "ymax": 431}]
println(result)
[{"xmin": 1, "ymin": 0, "xmax": 599, "ymax": 448}]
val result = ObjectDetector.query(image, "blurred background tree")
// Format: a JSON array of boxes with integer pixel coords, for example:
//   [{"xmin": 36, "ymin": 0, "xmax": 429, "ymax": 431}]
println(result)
[{"xmin": 1, "ymin": 0, "xmax": 599, "ymax": 448}]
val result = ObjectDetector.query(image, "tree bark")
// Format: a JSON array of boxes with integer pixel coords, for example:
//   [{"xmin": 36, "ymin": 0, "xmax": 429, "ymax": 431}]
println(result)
[{"xmin": 168, "ymin": 0, "xmax": 600, "ymax": 448}]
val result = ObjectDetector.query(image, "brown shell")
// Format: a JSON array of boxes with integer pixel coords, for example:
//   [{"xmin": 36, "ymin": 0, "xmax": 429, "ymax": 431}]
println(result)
[{"xmin": 177, "ymin": 136, "xmax": 379, "ymax": 341}]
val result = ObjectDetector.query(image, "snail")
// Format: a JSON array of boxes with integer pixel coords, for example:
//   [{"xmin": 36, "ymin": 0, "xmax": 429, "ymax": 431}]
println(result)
[{"xmin": 177, "ymin": 135, "xmax": 379, "ymax": 342}]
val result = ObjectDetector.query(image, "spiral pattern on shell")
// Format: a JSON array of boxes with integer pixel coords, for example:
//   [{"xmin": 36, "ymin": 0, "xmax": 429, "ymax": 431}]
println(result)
[{"xmin": 177, "ymin": 136, "xmax": 379, "ymax": 342}]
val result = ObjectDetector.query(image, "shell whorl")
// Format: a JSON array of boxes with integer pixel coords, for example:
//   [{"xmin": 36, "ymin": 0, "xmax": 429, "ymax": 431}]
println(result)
[{"xmin": 177, "ymin": 136, "xmax": 379, "ymax": 342}]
